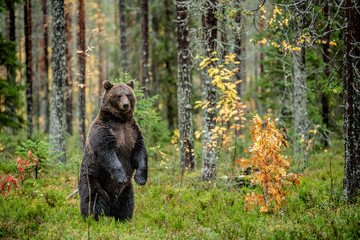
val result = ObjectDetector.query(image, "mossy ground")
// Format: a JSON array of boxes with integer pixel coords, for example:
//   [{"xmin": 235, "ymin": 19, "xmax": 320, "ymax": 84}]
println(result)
[{"xmin": 0, "ymin": 136, "xmax": 359, "ymax": 239}]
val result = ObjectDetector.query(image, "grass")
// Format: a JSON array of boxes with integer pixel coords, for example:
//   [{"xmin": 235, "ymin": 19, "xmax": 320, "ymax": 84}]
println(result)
[{"xmin": 0, "ymin": 136, "xmax": 359, "ymax": 239}]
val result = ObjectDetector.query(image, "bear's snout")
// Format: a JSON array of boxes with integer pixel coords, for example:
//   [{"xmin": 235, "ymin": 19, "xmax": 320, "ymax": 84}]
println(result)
[{"xmin": 122, "ymin": 102, "xmax": 129, "ymax": 109}]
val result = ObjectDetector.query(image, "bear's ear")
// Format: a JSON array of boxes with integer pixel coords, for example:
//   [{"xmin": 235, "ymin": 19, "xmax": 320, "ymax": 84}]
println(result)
[
  {"xmin": 103, "ymin": 80, "xmax": 113, "ymax": 91},
  {"xmin": 126, "ymin": 80, "xmax": 135, "ymax": 89}
]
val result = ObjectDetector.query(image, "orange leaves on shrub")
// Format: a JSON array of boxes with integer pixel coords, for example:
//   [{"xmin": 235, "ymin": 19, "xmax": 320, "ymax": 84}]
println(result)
[
  {"xmin": 240, "ymin": 115, "xmax": 302, "ymax": 212},
  {"xmin": 0, "ymin": 149, "xmax": 38, "ymax": 199}
]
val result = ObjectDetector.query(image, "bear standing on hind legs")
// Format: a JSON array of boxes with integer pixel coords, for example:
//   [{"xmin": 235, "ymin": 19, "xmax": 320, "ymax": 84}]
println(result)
[{"xmin": 78, "ymin": 80, "xmax": 148, "ymax": 221}]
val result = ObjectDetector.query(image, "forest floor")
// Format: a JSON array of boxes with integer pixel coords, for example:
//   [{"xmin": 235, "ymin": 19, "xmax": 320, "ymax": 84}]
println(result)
[{"xmin": 0, "ymin": 135, "xmax": 359, "ymax": 239}]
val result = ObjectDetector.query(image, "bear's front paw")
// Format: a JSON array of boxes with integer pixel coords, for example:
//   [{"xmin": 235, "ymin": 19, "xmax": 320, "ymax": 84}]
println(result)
[{"xmin": 134, "ymin": 170, "xmax": 147, "ymax": 185}]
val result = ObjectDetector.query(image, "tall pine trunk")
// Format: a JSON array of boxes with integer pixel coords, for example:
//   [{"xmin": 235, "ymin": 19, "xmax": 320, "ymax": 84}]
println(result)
[
  {"xmin": 65, "ymin": 0, "xmax": 73, "ymax": 135},
  {"xmin": 201, "ymin": 0, "xmax": 217, "ymax": 182},
  {"xmin": 50, "ymin": 0, "xmax": 67, "ymax": 163},
  {"xmin": 24, "ymin": 0, "xmax": 33, "ymax": 137},
  {"xmin": 343, "ymin": 0, "xmax": 360, "ymax": 202},
  {"xmin": 119, "ymin": 0, "xmax": 127, "ymax": 72},
  {"xmin": 293, "ymin": 0, "xmax": 308, "ymax": 156},
  {"xmin": 42, "ymin": 0, "xmax": 50, "ymax": 134},
  {"xmin": 176, "ymin": 0, "xmax": 195, "ymax": 171},
  {"xmin": 78, "ymin": 0, "xmax": 86, "ymax": 149},
  {"xmin": 140, "ymin": 0, "xmax": 149, "ymax": 98}
]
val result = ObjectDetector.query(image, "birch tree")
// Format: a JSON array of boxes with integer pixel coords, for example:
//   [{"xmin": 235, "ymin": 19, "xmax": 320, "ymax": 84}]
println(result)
[
  {"xmin": 343, "ymin": 0, "xmax": 360, "ymax": 202},
  {"xmin": 176, "ymin": 0, "xmax": 195, "ymax": 171},
  {"xmin": 50, "ymin": 0, "xmax": 66, "ymax": 163}
]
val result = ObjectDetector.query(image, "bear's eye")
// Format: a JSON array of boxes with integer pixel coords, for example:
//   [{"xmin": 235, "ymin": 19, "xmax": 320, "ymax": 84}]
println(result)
[
  {"xmin": 126, "ymin": 94, "xmax": 130, "ymax": 98},
  {"xmin": 117, "ymin": 95, "xmax": 122, "ymax": 99}
]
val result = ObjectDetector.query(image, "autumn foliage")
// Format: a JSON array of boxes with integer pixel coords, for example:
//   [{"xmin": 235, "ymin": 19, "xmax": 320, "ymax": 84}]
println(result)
[
  {"xmin": 195, "ymin": 53, "xmax": 246, "ymax": 151},
  {"xmin": 0, "ymin": 150, "xmax": 38, "ymax": 199},
  {"xmin": 239, "ymin": 115, "xmax": 302, "ymax": 213}
]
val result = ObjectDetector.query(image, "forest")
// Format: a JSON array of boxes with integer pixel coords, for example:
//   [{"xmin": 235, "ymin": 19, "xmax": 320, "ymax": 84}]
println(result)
[{"xmin": 0, "ymin": 0, "xmax": 359, "ymax": 239}]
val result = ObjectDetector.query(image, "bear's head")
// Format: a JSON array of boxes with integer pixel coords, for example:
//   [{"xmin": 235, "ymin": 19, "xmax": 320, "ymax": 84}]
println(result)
[{"xmin": 100, "ymin": 80, "xmax": 136, "ymax": 121}]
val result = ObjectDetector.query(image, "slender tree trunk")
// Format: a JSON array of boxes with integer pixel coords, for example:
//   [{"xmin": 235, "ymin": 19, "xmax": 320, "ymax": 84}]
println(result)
[
  {"xmin": 293, "ymin": 0, "xmax": 308, "ymax": 155},
  {"xmin": 164, "ymin": 0, "xmax": 177, "ymax": 131},
  {"xmin": 24, "ymin": 0, "xmax": 33, "ymax": 137},
  {"xmin": 42, "ymin": 0, "xmax": 50, "ymax": 134},
  {"xmin": 65, "ymin": 0, "xmax": 73, "ymax": 135},
  {"xmin": 234, "ymin": 6, "xmax": 243, "ymax": 137},
  {"xmin": 140, "ymin": 0, "xmax": 149, "ymax": 98},
  {"xmin": 119, "ymin": 0, "xmax": 128, "ymax": 72},
  {"xmin": 6, "ymin": 1, "xmax": 16, "ymax": 134},
  {"xmin": 321, "ymin": 0, "xmax": 330, "ymax": 147},
  {"xmin": 343, "ymin": 0, "xmax": 360, "ymax": 202},
  {"xmin": 201, "ymin": 0, "xmax": 217, "ymax": 182},
  {"xmin": 176, "ymin": 0, "xmax": 195, "ymax": 171},
  {"xmin": 78, "ymin": 0, "xmax": 86, "ymax": 149},
  {"xmin": 258, "ymin": 7, "xmax": 265, "ymax": 114},
  {"xmin": 98, "ymin": 0, "xmax": 104, "ymax": 101},
  {"xmin": 50, "ymin": 0, "xmax": 67, "ymax": 163}
]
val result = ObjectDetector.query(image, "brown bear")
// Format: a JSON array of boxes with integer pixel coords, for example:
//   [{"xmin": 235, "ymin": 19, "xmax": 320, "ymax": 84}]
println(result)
[{"xmin": 78, "ymin": 80, "xmax": 147, "ymax": 221}]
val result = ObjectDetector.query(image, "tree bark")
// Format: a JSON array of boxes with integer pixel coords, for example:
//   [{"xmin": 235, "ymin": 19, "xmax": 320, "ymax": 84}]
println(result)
[
  {"xmin": 343, "ymin": 0, "xmax": 360, "ymax": 202},
  {"xmin": 98, "ymin": 0, "xmax": 104, "ymax": 102},
  {"xmin": 24, "ymin": 0, "xmax": 33, "ymax": 137},
  {"xmin": 176, "ymin": 0, "xmax": 195, "ymax": 171},
  {"xmin": 78, "ymin": 0, "xmax": 86, "ymax": 149},
  {"xmin": 5, "ymin": 0, "xmax": 16, "ymax": 134},
  {"xmin": 201, "ymin": 0, "xmax": 217, "ymax": 182},
  {"xmin": 119, "ymin": 0, "xmax": 128, "ymax": 72},
  {"xmin": 50, "ymin": 0, "xmax": 67, "ymax": 163},
  {"xmin": 65, "ymin": 0, "xmax": 73, "ymax": 135},
  {"xmin": 321, "ymin": 0, "xmax": 330, "ymax": 147},
  {"xmin": 293, "ymin": 0, "xmax": 308, "ymax": 155},
  {"xmin": 140, "ymin": 0, "xmax": 149, "ymax": 98},
  {"xmin": 42, "ymin": 0, "xmax": 50, "ymax": 134}
]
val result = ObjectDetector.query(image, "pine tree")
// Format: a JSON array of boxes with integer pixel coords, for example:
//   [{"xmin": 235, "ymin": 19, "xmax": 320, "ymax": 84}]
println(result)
[{"xmin": 343, "ymin": 0, "xmax": 360, "ymax": 202}]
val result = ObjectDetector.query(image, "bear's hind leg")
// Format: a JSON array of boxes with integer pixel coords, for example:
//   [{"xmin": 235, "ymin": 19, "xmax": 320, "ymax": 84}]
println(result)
[
  {"xmin": 112, "ymin": 183, "xmax": 134, "ymax": 221},
  {"xmin": 80, "ymin": 191, "xmax": 110, "ymax": 221}
]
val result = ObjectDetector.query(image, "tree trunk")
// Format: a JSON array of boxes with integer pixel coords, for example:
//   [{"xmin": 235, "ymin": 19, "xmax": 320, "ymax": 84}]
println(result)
[
  {"xmin": 343, "ymin": 0, "xmax": 360, "ymax": 202},
  {"xmin": 98, "ymin": 0, "xmax": 104, "ymax": 102},
  {"xmin": 234, "ymin": 6, "xmax": 244, "ymax": 137},
  {"xmin": 321, "ymin": 0, "xmax": 330, "ymax": 147},
  {"xmin": 50, "ymin": 0, "xmax": 67, "ymax": 163},
  {"xmin": 140, "ymin": 0, "xmax": 149, "ymax": 98},
  {"xmin": 201, "ymin": 0, "xmax": 217, "ymax": 182},
  {"xmin": 293, "ymin": 1, "xmax": 308, "ymax": 155},
  {"xmin": 258, "ymin": 7, "xmax": 265, "ymax": 114},
  {"xmin": 42, "ymin": 0, "xmax": 50, "ymax": 134},
  {"xmin": 24, "ymin": 0, "xmax": 33, "ymax": 137},
  {"xmin": 5, "ymin": 0, "xmax": 16, "ymax": 134},
  {"xmin": 65, "ymin": 0, "xmax": 73, "ymax": 135},
  {"xmin": 176, "ymin": 0, "xmax": 195, "ymax": 171},
  {"xmin": 119, "ymin": 0, "xmax": 127, "ymax": 72},
  {"xmin": 78, "ymin": 0, "xmax": 86, "ymax": 149}
]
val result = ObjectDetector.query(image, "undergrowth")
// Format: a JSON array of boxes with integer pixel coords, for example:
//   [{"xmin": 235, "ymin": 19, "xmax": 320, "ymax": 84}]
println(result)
[{"xmin": 0, "ymin": 134, "xmax": 359, "ymax": 239}]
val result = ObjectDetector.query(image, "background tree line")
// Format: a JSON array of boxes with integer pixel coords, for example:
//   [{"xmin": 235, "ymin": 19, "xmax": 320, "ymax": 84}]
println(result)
[{"xmin": 0, "ymin": 0, "xmax": 359, "ymax": 202}]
